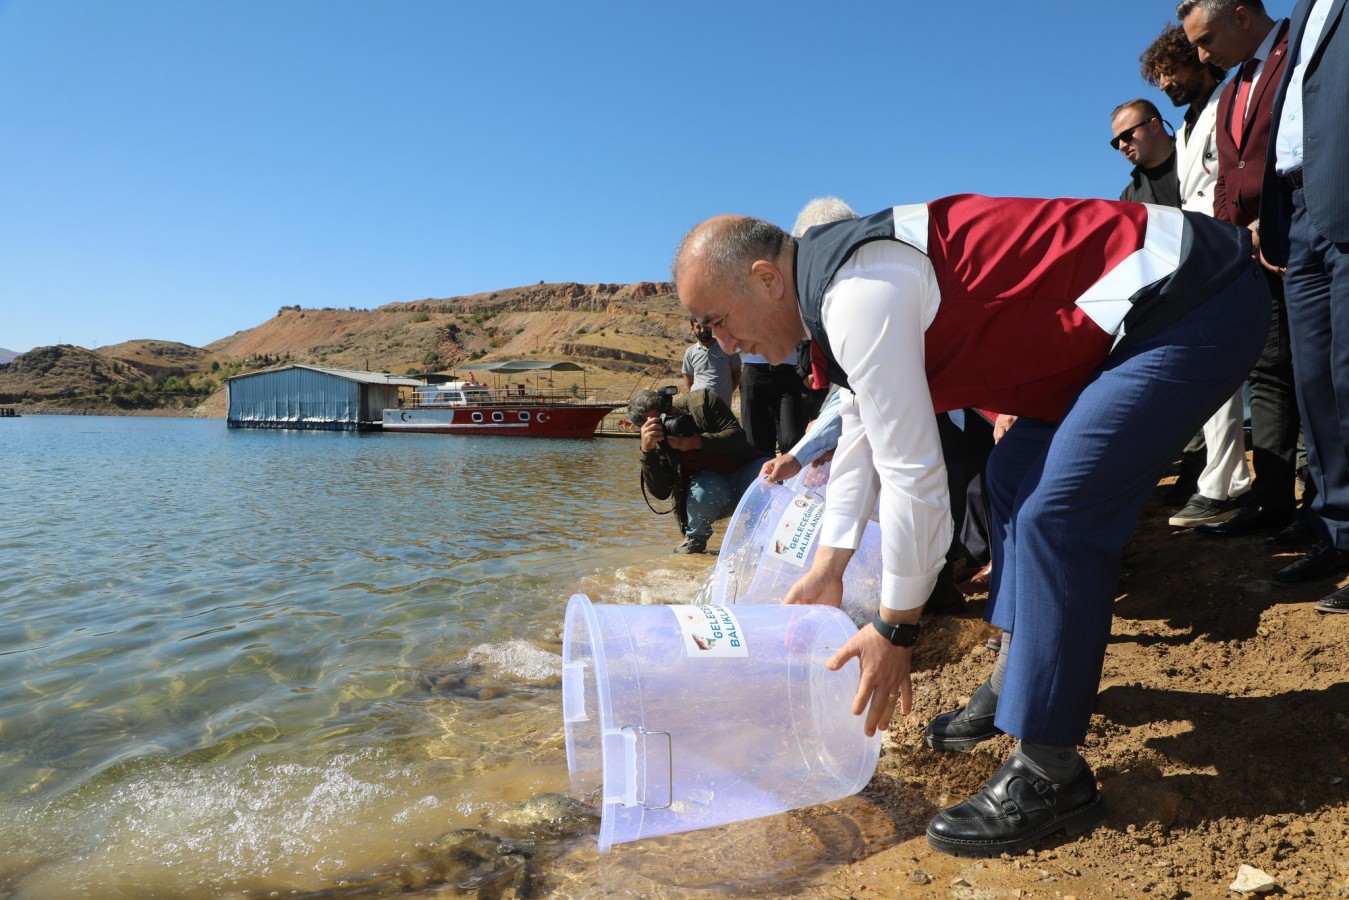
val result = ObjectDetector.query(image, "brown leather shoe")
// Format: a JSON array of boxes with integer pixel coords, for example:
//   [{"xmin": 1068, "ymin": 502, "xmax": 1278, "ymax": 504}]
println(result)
[{"xmin": 958, "ymin": 562, "xmax": 993, "ymax": 595}]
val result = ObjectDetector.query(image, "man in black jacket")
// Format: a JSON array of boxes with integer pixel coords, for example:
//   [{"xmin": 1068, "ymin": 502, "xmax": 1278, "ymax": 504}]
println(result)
[
  {"xmin": 1111, "ymin": 98, "xmax": 1181, "ymax": 206},
  {"xmin": 629, "ymin": 387, "xmax": 766, "ymax": 554}
]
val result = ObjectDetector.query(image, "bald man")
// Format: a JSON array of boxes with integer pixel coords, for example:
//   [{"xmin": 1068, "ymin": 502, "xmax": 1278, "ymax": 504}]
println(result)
[{"xmin": 673, "ymin": 195, "xmax": 1269, "ymax": 857}]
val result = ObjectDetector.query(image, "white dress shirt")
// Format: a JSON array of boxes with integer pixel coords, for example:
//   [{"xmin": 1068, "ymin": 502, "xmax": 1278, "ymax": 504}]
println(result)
[
  {"xmin": 1275, "ymin": 1, "xmax": 1333, "ymax": 174},
  {"xmin": 817, "ymin": 240, "xmax": 951, "ymax": 611}
]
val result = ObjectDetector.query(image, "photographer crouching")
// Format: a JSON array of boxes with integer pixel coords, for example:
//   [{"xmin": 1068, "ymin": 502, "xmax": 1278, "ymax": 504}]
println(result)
[{"xmin": 629, "ymin": 386, "xmax": 768, "ymax": 554}]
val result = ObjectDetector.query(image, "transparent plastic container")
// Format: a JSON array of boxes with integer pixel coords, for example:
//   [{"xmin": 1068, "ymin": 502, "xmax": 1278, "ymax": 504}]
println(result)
[
  {"xmin": 705, "ymin": 461, "xmax": 882, "ymax": 626},
  {"xmin": 562, "ymin": 593, "xmax": 880, "ymax": 851}
]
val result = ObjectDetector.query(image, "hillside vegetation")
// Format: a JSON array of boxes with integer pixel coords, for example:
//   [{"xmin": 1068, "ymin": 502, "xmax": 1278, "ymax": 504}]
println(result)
[{"xmin": 0, "ymin": 282, "xmax": 693, "ymax": 414}]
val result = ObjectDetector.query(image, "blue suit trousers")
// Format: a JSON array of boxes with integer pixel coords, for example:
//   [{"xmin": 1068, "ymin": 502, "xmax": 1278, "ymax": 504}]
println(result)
[
  {"xmin": 1285, "ymin": 187, "xmax": 1349, "ymax": 551},
  {"xmin": 984, "ymin": 263, "xmax": 1271, "ymax": 746}
]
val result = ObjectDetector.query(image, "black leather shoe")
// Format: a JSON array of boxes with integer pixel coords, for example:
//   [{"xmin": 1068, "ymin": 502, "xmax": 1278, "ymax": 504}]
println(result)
[
  {"xmin": 1266, "ymin": 516, "xmax": 1316, "ymax": 551},
  {"xmin": 1271, "ymin": 542, "xmax": 1349, "ymax": 584},
  {"xmin": 925, "ymin": 682, "xmax": 1003, "ymax": 751},
  {"xmin": 1194, "ymin": 505, "xmax": 1290, "ymax": 536},
  {"xmin": 926, "ymin": 756, "xmax": 1105, "ymax": 857},
  {"xmin": 1316, "ymin": 585, "xmax": 1349, "ymax": 614}
]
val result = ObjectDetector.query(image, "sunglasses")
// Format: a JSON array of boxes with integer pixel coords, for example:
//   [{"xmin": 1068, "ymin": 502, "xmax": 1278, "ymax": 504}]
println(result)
[{"xmin": 1110, "ymin": 118, "xmax": 1157, "ymax": 150}]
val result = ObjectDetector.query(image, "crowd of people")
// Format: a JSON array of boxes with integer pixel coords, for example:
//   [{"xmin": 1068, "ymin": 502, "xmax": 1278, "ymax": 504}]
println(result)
[{"xmin": 645, "ymin": 0, "xmax": 1346, "ymax": 861}]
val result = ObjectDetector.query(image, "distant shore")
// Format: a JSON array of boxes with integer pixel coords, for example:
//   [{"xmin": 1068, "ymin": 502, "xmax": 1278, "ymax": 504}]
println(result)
[{"xmin": 6, "ymin": 405, "xmax": 221, "ymax": 419}]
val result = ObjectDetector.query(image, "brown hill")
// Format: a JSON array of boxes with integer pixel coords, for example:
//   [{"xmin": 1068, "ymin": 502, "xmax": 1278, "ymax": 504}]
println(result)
[
  {"xmin": 0, "ymin": 282, "xmax": 695, "ymax": 412},
  {"xmin": 0, "ymin": 340, "xmax": 234, "ymax": 410},
  {"xmin": 96, "ymin": 339, "xmax": 224, "ymax": 377},
  {"xmin": 206, "ymin": 281, "xmax": 690, "ymax": 390}
]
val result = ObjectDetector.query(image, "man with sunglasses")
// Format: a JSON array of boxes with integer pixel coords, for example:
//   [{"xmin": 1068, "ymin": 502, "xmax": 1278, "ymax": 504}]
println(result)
[{"xmin": 1110, "ymin": 99, "xmax": 1181, "ymax": 207}]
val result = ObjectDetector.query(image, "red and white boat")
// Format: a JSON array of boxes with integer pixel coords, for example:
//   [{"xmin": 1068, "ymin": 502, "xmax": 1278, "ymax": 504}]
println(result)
[{"xmin": 381, "ymin": 361, "xmax": 622, "ymax": 438}]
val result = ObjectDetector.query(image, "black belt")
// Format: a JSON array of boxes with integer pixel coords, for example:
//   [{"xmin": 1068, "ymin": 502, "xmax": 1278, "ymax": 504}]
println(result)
[{"xmin": 1282, "ymin": 168, "xmax": 1304, "ymax": 191}]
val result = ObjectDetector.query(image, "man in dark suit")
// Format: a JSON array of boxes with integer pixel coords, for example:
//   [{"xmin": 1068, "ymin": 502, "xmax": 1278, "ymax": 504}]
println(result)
[
  {"xmin": 1180, "ymin": 0, "xmax": 1303, "ymax": 538},
  {"xmin": 1259, "ymin": 0, "xmax": 1349, "ymax": 611}
]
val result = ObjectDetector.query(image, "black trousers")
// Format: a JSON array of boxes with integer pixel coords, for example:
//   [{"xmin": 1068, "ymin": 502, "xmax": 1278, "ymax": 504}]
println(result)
[
  {"xmin": 1247, "ymin": 269, "xmax": 1301, "ymax": 519},
  {"xmin": 936, "ymin": 410, "xmax": 995, "ymax": 564},
  {"xmin": 739, "ymin": 363, "xmax": 805, "ymax": 457}
]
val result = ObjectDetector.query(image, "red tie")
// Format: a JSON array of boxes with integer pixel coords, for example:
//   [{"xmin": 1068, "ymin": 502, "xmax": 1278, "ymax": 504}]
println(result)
[{"xmin": 1231, "ymin": 58, "xmax": 1257, "ymax": 148}]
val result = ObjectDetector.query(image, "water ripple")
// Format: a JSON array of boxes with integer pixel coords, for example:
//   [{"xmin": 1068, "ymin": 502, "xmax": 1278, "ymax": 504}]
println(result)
[{"xmin": 0, "ymin": 417, "xmax": 686, "ymax": 897}]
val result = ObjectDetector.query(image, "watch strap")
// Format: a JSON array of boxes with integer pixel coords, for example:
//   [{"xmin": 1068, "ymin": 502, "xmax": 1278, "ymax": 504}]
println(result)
[{"xmin": 872, "ymin": 610, "xmax": 921, "ymax": 647}]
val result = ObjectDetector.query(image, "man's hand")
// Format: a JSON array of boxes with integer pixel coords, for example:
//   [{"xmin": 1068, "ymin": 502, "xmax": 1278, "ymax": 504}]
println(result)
[
  {"xmin": 826, "ymin": 622, "xmax": 913, "ymax": 736},
  {"xmin": 993, "ymin": 414, "xmax": 1017, "ymax": 443},
  {"xmin": 1250, "ymin": 221, "xmax": 1287, "ymax": 275},
  {"xmin": 762, "ymin": 453, "xmax": 802, "ymax": 482},
  {"xmin": 782, "ymin": 567, "xmax": 844, "ymax": 608},
  {"xmin": 639, "ymin": 418, "xmax": 665, "ymax": 453},
  {"xmin": 1259, "ymin": 249, "xmax": 1285, "ymax": 275},
  {"xmin": 783, "ymin": 545, "xmax": 853, "ymax": 608}
]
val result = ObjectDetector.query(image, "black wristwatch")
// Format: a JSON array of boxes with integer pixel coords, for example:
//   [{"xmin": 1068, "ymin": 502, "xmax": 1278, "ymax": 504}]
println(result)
[{"xmin": 872, "ymin": 610, "xmax": 921, "ymax": 647}]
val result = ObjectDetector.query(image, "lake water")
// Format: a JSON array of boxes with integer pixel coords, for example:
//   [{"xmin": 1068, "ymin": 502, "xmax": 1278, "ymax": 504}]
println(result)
[{"xmin": 0, "ymin": 416, "xmax": 884, "ymax": 898}]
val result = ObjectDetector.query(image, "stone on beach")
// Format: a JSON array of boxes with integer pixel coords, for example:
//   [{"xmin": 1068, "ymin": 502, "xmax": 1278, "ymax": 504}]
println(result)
[{"xmin": 1228, "ymin": 864, "xmax": 1278, "ymax": 894}]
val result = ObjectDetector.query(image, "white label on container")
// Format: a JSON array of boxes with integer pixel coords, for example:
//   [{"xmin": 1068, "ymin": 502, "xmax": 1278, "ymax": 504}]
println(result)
[
  {"xmin": 768, "ymin": 491, "xmax": 826, "ymax": 568},
  {"xmin": 671, "ymin": 605, "xmax": 749, "ymax": 658}
]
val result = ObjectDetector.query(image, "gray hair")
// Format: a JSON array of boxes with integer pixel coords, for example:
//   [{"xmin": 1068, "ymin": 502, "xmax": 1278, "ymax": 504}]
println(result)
[
  {"xmin": 1176, "ymin": 0, "xmax": 1263, "ymax": 19},
  {"xmin": 627, "ymin": 388, "xmax": 663, "ymax": 425},
  {"xmin": 791, "ymin": 197, "xmax": 858, "ymax": 237},
  {"xmin": 671, "ymin": 217, "xmax": 791, "ymax": 291}
]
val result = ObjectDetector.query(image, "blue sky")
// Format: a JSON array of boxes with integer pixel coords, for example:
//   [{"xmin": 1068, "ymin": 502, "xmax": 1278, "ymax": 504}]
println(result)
[{"xmin": 0, "ymin": 1, "xmax": 1282, "ymax": 354}]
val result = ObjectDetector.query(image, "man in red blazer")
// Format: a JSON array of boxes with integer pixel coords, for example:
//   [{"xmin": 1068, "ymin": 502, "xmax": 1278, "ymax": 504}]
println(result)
[{"xmin": 1180, "ymin": 0, "xmax": 1302, "ymax": 539}]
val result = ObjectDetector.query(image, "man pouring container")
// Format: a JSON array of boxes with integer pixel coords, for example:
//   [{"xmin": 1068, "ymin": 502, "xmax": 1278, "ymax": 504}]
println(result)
[{"xmin": 671, "ymin": 195, "xmax": 1269, "ymax": 856}]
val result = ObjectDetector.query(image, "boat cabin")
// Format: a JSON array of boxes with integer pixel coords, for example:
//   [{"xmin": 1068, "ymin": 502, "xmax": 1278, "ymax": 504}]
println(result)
[{"xmin": 417, "ymin": 381, "xmax": 494, "ymax": 406}]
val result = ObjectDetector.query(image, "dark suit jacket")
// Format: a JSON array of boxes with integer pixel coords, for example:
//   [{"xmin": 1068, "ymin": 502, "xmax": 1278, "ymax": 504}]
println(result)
[
  {"xmin": 1215, "ymin": 19, "xmax": 1290, "ymax": 227},
  {"xmin": 1261, "ymin": 0, "xmax": 1349, "ymax": 266}
]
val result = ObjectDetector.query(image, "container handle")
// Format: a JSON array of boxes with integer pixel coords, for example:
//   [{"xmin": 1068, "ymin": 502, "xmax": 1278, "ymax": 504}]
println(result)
[
  {"xmin": 562, "ymin": 662, "xmax": 588, "ymax": 723},
  {"xmin": 622, "ymin": 725, "xmax": 673, "ymax": 810}
]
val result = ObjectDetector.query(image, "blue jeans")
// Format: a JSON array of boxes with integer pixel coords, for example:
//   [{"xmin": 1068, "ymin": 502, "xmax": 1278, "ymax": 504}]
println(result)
[{"xmin": 685, "ymin": 460, "xmax": 768, "ymax": 540}]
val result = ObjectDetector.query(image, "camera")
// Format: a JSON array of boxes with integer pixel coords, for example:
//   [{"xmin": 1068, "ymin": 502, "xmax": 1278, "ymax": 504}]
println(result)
[
  {"xmin": 660, "ymin": 412, "xmax": 698, "ymax": 438},
  {"xmin": 655, "ymin": 385, "xmax": 698, "ymax": 438}
]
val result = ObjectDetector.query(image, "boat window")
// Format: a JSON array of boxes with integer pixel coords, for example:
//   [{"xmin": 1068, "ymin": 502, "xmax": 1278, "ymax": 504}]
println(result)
[
  {"xmin": 471, "ymin": 412, "xmax": 484, "ymax": 423},
  {"xmin": 492, "ymin": 411, "xmax": 504, "ymax": 423},
  {"xmin": 518, "ymin": 412, "xmax": 530, "ymax": 422}
]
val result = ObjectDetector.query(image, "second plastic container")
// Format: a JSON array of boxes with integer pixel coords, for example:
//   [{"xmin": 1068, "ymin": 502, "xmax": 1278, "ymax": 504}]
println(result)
[{"xmin": 706, "ymin": 461, "xmax": 883, "ymax": 626}]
